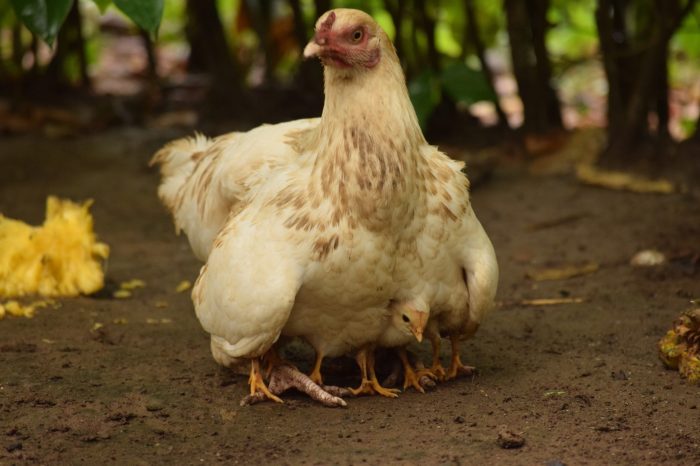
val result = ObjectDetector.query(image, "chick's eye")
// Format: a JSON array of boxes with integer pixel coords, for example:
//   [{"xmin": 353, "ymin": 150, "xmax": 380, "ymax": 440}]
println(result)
[
  {"xmin": 402, "ymin": 314, "xmax": 410, "ymax": 323},
  {"xmin": 352, "ymin": 29, "xmax": 363, "ymax": 42}
]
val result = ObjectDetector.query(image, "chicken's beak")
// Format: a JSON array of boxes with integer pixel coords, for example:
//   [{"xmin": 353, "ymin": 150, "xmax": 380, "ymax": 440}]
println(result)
[{"xmin": 303, "ymin": 38, "xmax": 324, "ymax": 59}]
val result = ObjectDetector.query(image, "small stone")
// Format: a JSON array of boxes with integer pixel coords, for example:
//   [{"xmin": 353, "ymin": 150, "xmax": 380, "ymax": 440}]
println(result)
[
  {"xmin": 630, "ymin": 249, "xmax": 666, "ymax": 267},
  {"xmin": 146, "ymin": 401, "xmax": 164, "ymax": 412},
  {"xmin": 454, "ymin": 416, "xmax": 466, "ymax": 424},
  {"xmin": 5, "ymin": 442, "xmax": 22, "ymax": 452},
  {"xmin": 497, "ymin": 426, "xmax": 525, "ymax": 449}
]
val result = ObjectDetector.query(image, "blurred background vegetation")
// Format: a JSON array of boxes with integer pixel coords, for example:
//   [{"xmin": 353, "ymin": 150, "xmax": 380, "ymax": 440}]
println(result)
[{"xmin": 0, "ymin": 0, "xmax": 698, "ymax": 165}]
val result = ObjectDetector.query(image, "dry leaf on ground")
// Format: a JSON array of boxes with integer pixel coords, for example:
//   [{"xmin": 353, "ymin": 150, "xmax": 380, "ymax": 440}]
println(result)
[
  {"xmin": 526, "ymin": 262, "xmax": 599, "ymax": 281},
  {"xmin": 576, "ymin": 164, "xmax": 674, "ymax": 194},
  {"xmin": 519, "ymin": 297, "xmax": 585, "ymax": 306}
]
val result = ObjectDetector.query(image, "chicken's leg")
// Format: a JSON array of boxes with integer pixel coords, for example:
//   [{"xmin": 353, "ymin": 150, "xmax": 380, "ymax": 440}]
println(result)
[
  {"xmin": 349, "ymin": 347, "xmax": 399, "ymax": 398},
  {"xmin": 446, "ymin": 334, "xmax": 476, "ymax": 380},
  {"xmin": 398, "ymin": 347, "xmax": 426, "ymax": 393},
  {"xmin": 241, "ymin": 347, "xmax": 347, "ymax": 407},
  {"xmin": 309, "ymin": 351, "xmax": 324, "ymax": 385},
  {"xmin": 248, "ymin": 358, "xmax": 283, "ymax": 404},
  {"xmin": 242, "ymin": 363, "xmax": 348, "ymax": 407},
  {"xmin": 425, "ymin": 333, "xmax": 447, "ymax": 381}
]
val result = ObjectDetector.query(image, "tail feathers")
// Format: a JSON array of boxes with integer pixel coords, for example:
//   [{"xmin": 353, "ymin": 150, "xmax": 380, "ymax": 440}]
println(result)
[
  {"xmin": 210, "ymin": 335, "xmax": 247, "ymax": 372},
  {"xmin": 150, "ymin": 133, "xmax": 211, "ymax": 220}
]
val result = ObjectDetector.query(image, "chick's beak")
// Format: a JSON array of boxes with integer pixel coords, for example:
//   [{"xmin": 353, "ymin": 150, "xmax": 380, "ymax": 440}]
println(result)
[{"xmin": 411, "ymin": 326, "xmax": 424, "ymax": 343}]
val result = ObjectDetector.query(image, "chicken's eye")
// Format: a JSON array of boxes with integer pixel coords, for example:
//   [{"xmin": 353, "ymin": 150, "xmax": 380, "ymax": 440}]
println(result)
[
  {"xmin": 402, "ymin": 314, "xmax": 410, "ymax": 323},
  {"xmin": 352, "ymin": 29, "xmax": 363, "ymax": 42}
]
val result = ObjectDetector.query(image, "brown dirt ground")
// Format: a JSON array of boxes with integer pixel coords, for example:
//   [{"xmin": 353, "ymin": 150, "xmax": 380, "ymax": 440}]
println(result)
[{"xmin": 0, "ymin": 128, "xmax": 699, "ymax": 465}]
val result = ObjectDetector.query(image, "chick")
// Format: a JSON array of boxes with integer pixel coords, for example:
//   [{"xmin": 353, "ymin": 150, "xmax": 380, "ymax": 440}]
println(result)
[
  {"xmin": 0, "ymin": 196, "xmax": 109, "ymax": 298},
  {"xmin": 377, "ymin": 298, "xmax": 432, "ymax": 393}
]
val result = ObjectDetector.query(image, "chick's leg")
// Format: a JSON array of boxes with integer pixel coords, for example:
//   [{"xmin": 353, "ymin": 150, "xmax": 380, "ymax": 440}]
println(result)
[
  {"xmin": 446, "ymin": 334, "xmax": 476, "ymax": 380},
  {"xmin": 398, "ymin": 348, "xmax": 426, "ymax": 393},
  {"xmin": 349, "ymin": 347, "xmax": 399, "ymax": 398}
]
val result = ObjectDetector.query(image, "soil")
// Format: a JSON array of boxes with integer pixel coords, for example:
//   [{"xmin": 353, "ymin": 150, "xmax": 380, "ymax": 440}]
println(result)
[{"xmin": 1, "ymin": 127, "xmax": 699, "ymax": 465}]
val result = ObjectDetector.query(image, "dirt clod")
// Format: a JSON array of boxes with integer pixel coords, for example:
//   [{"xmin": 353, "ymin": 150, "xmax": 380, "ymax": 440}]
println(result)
[
  {"xmin": 5, "ymin": 443, "xmax": 22, "ymax": 453},
  {"xmin": 497, "ymin": 426, "xmax": 525, "ymax": 449}
]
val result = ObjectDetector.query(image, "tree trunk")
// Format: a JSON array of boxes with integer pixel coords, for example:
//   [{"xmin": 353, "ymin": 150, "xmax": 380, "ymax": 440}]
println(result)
[
  {"xmin": 597, "ymin": 0, "xmax": 697, "ymax": 161},
  {"xmin": 140, "ymin": 29, "xmax": 158, "ymax": 83},
  {"xmin": 185, "ymin": 0, "xmax": 242, "ymax": 109},
  {"xmin": 504, "ymin": 0, "xmax": 562, "ymax": 134},
  {"xmin": 314, "ymin": 0, "xmax": 331, "ymax": 16},
  {"xmin": 11, "ymin": 22, "xmax": 23, "ymax": 71},
  {"xmin": 44, "ymin": 1, "xmax": 90, "ymax": 89},
  {"xmin": 288, "ymin": 0, "xmax": 323, "ymax": 93},
  {"xmin": 416, "ymin": 0, "xmax": 440, "ymax": 70},
  {"xmin": 529, "ymin": 0, "xmax": 562, "ymax": 129},
  {"xmin": 465, "ymin": 0, "xmax": 510, "ymax": 129},
  {"xmin": 692, "ymin": 112, "xmax": 700, "ymax": 141},
  {"xmin": 385, "ymin": 0, "xmax": 406, "ymax": 60},
  {"xmin": 246, "ymin": 0, "xmax": 275, "ymax": 83},
  {"xmin": 288, "ymin": 0, "xmax": 308, "ymax": 49}
]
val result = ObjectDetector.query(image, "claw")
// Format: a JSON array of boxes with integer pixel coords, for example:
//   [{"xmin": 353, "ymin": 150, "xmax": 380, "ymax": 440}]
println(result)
[
  {"xmin": 446, "ymin": 334, "xmax": 476, "ymax": 380},
  {"xmin": 349, "ymin": 347, "xmax": 400, "ymax": 398},
  {"xmin": 415, "ymin": 368, "xmax": 439, "ymax": 381},
  {"xmin": 398, "ymin": 348, "xmax": 426, "ymax": 393},
  {"xmin": 349, "ymin": 378, "xmax": 400, "ymax": 398},
  {"xmin": 308, "ymin": 351, "xmax": 324, "ymax": 385},
  {"xmin": 248, "ymin": 358, "xmax": 283, "ymax": 404},
  {"xmin": 429, "ymin": 363, "xmax": 447, "ymax": 382}
]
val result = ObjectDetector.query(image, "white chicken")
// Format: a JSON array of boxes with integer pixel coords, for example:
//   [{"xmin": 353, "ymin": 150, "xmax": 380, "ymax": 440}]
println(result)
[{"xmin": 152, "ymin": 8, "xmax": 498, "ymax": 405}]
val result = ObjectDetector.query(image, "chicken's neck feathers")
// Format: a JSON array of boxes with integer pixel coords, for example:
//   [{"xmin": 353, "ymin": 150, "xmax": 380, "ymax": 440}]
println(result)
[{"xmin": 300, "ymin": 55, "xmax": 427, "ymax": 230}]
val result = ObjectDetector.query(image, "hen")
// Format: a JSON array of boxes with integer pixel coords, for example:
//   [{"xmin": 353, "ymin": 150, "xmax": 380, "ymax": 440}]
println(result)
[{"xmin": 152, "ymin": 8, "xmax": 498, "ymax": 405}]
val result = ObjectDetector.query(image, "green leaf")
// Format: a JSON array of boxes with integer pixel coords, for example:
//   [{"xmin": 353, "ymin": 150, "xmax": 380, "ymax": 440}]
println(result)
[
  {"xmin": 9, "ymin": 0, "xmax": 73, "ymax": 45},
  {"xmin": 114, "ymin": 0, "xmax": 163, "ymax": 35},
  {"xmin": 440, "ymin": 61, "xmax": 496, "ymax": 105},
  {"xmin": 408, "ymin": 70, "xmax": 441, "ymax": 129},
  {"xmin": 92, "ymin": 0, "xmax": 112, "ymax": 14}
]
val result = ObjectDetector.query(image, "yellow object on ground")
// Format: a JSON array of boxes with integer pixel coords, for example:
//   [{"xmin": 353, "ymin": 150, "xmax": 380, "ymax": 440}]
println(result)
[
  {"xmin": 113, "ymin": 289, "xmax": 132, "ymax": 299},
  {"xmin": 0, "ymin": 299, "xmax": 58, "ymax": 319},
  {"xmin": 576, "ymin": 164, "xmax": 674, "ymax": 194},
  {"xmin": 175, "ymin": 280, "xmax": 191, "ymax": 293},
  {"xmin": 658, "ymin": 308, "xmax": 700, "ymax": 383},
  {"xmin": 0, "ymin": 196, "xmax": 109, "ymax": 298},
  {"xmin": 120, "ymin": 279, "xmax": 146, "ymax": 290}
]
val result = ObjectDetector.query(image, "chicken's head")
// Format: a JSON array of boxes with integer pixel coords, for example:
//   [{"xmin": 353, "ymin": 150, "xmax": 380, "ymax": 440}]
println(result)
[
  {"xmin": 303, "ymin": 9, "xmax": 390, "ymax": 71},
  {"xmin": 389, "ymin": 298, "xmax": 429, "ymax": 343}
]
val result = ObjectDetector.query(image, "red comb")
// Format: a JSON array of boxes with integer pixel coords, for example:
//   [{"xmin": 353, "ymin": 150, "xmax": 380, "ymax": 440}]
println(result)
[{"xmin": 320, "ymin": 11, "xmax": 336, "ymax": 32}]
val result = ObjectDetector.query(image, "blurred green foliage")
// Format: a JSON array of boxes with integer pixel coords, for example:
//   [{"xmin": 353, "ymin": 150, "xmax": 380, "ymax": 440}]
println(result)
[
  {"xmin": 9, "ymin": 0, "xmax": 73, "ymax": 45},
  {"xmin": 5, "ymin": 0, "xmax": 163, "ymax": 44},
  {"xmin": 409, "ymin": 62, "xmax": 497, "ymax": 127},
  {"xmin": 0, "ymin": 0, "xmax": 698, "ymax": 137}
]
